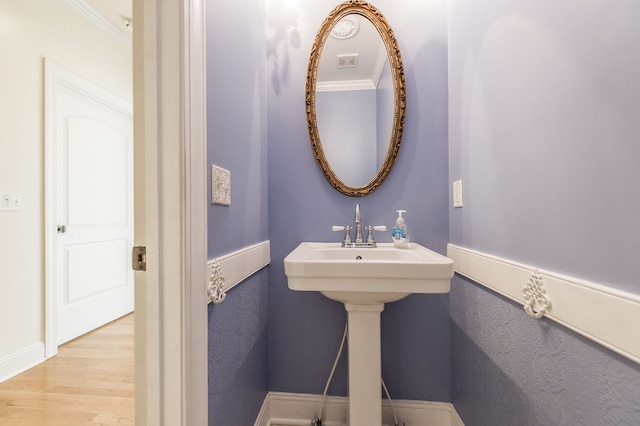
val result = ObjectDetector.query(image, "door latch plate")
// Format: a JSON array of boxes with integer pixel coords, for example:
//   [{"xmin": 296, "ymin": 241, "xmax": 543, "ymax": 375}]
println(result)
[{"xmin": 132, "ymin": 246, "xmax": 147, "ymax": 271}]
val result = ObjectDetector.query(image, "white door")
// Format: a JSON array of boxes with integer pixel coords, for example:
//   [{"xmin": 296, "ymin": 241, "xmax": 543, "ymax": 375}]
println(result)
[{"xmin": 47, "ymin": 61, "xmax": 134, "ymax": 345}]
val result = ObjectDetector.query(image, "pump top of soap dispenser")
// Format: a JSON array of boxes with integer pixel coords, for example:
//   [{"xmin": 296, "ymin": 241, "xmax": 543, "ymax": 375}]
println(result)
[{"xmin": 395, "ymin": 210, "xmax": 406, "ymax": 224}]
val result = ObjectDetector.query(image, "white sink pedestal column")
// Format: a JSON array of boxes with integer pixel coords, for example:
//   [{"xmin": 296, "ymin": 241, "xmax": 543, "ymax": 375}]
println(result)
[{"xmin": 344, "ymin": 302, "xmax": 385, "ymax": 426}]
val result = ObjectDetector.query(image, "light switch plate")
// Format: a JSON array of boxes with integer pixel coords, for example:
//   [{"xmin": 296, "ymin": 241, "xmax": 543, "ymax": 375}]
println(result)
[
  {"xmin": 212, "ymin": 165, "xmax": 231, "ymax": 206},
  {"xmin": 0, "ymin": 191, "xmax": 25, "ymax": 211},
  {"xmin": 453, "ymin": 180, "xmax": 463, "ymax": 208}
]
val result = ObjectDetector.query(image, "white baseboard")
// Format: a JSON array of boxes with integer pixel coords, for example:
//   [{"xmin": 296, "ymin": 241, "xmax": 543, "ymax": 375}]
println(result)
[
  {"xmin": 447, "ymin": 244, "xmax": 640, "ymax": 365},
  {"xmin": 254, "ymin": 392, "xmax": 464, "ymax": 426},
  {"xmin": 0, "ymin": 343, "xmax": 45, "ymax": 383}
]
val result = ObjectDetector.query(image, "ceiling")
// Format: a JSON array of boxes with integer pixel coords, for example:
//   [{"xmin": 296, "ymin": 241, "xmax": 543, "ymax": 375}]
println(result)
[
  {"xmin": 317, "ymin": 14, "xmax": 387, "ymax": 91},
  {"xmin": 76, "ymin": 2, "xmax": 383, "ymax": 89}
]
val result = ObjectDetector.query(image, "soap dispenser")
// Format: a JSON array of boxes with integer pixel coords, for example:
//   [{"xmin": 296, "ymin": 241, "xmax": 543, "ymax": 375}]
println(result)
[{"xmin": 392, "ymin": 210, "xmax": 409, "ymax": 249}]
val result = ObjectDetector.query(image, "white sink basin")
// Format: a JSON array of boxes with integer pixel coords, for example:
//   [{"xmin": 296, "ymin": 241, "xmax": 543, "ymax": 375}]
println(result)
[
  {"xmin": 284, "ymin": 242, "xmax": 454, "ymax": 304},
  {"xmin": 284, "ymin": 241, "xmax": 455, "ymax": 425}
]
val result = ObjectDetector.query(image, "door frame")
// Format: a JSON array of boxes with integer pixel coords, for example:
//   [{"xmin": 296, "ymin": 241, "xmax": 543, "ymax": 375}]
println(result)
[{"xmin": 133, "ymin": 0, "xmax": 208, "ymax": 424}]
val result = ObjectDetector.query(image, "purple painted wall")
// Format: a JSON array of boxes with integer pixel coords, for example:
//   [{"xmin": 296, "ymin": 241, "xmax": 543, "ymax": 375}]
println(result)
[
  {"xmin": 316, "ymin": 89, "xmax": 377, "ymax": 186},
  {"xmin": 205, "ymin": 0, "xmax": 640, "ymax": 422},
  {"xmin": 207, "ymin": 271, "xmax": 268, "ymax": 425},
  {"xmin": 266, "ymin": 0, "xmax": 451, "ymax": 401},
  {"xmin": 448, "ymin": 0, "xmax": 640, "ymax": 423},
  {"xmin": 207, "ymin": 2, "xmax": 269, "ymax": 260},
  {"xmin": 206, "ymin": 2, "xmax": 269, "ymax": 425},
  {"xmin": 376, "ymin": 62, "xmax": 394, "ymax": 168}
]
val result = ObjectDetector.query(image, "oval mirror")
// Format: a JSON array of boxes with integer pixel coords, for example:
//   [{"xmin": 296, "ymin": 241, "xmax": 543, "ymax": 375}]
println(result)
[{"xmin": 306, "ymin": 1, "xmax": 406, "ymax": 196}]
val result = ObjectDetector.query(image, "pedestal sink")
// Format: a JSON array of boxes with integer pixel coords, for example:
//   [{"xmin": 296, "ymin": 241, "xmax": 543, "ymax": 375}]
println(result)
[{"xmin": 284, "ymin": 242, "xmax": 454, "ymax": 425}]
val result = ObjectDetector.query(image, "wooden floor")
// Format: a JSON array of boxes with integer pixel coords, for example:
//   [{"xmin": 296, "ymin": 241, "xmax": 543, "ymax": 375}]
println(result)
[{"xmin": 0, "ymin": 314, "xmax": 134, "ymax": 425}]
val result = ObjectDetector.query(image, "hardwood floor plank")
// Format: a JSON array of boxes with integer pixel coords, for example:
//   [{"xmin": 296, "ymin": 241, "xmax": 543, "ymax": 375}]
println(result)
[{"xmin": 0, "ymin": 314, "xmax": 134, "ymax": 425}]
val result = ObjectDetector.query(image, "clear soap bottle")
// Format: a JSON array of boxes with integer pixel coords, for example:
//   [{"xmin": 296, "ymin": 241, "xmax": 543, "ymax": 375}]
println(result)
[{"xmin": 391, "ymin": 210, "xmax": 409, "ymax": 249}]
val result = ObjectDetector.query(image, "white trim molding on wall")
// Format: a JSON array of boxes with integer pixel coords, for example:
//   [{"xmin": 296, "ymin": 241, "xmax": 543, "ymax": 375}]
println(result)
[
  {"xmin": 0, "ymin": 343, "xmax": 45, "ymax": 384},
  {"xmin": 66, "ymin": 0, "xmax": 132, "ymax": 49},
  {"xmin": 447, "ymin": 244, "xmax": 640, "ymax": 365},
  {"xmin": 254, "ymin": 392, "xmax": 464, "ymax": 426},
  {"xmin": 207, "ymin": 241, "xmax": 271, "ymax": 304}
]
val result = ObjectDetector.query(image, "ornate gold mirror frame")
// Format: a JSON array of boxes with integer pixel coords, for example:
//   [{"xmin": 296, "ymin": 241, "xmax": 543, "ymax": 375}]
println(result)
[{"xmin": 306, "ymin": 0, "xmax": 406, "ymax": 197}]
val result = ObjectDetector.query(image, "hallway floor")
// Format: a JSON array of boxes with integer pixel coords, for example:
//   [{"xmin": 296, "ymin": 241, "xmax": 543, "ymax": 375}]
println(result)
[{"xmin": 0, "ymin": 314, "xmax": 134, "ymax": 425}]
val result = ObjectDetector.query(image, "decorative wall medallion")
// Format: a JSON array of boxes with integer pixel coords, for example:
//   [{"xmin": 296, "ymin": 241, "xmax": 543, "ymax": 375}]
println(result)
[
  {"xmin": 208, "ymin": 260, "xmax": 226, "ymax": 304},
  {"xmin": 523, "ymin": 269, "xmax": 551, "ymax": 319}
]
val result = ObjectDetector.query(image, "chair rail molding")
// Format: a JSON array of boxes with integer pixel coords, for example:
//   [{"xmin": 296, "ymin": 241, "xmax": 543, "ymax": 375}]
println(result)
[
  {"xmin": 447, "ymin": 244, "xmax": 640, "ymax": 365},
  {"xmin": 207, "ymin": 241, "xmax": 271, "ymax": 303}
]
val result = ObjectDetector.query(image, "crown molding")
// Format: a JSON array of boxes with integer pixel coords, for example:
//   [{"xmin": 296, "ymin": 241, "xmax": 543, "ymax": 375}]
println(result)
[{"xmin": 66, "ymin": 0, "xmax": 132, "ymax": 50}]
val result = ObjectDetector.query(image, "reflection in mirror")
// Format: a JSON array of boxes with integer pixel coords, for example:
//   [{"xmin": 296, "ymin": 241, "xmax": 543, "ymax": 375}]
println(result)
[
  {"xmin": 316, "ymin": 14, "xmax": 394, "ymax": 187},
  {"xmin": 306, "ymin": 1, "xmax": 405, "ymax": 196}
]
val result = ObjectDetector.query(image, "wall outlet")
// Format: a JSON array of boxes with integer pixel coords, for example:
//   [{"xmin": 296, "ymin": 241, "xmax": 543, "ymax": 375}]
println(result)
[{"xmin": 453, "ymin": 180, "xmax": 463, "ymax": 208}]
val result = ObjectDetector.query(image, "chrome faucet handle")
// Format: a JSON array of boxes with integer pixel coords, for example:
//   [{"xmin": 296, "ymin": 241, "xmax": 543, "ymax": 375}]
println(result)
[
  {"xmin": 366, "ymin": 225, "xmax": 387, "ymax": 244},
  {"xmin": 332, "ymin": 225, "xmax": 352, "ymax": 245}
]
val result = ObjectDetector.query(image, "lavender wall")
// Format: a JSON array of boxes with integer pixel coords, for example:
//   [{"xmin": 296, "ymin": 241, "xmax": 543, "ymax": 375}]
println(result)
[
  {"xmin": 316, "ymin": 89, "xmax": 377, "ymax": 186},
  {"xmin": 376, "ymin": 62, "xmax": 394, "ymax": 168},
  {"xmin": 448, "ymin": 0, "xmax": 640, "ymax": 423},
  {"xmin": 266, "ymin": 0, "xmax": 451, "ymax": 401},
  {"xmin": 207, "ymin": 2, "xmax": 269, "ymax": 259},
  {"xmin": 208, "ymin": 270, "xmax": 268, "ymax": 425},
  {"xmin": 206, "ymin": 1, "xmax": 269, "ymax": 424},
  {"xmin": 451, "ymin": 276, "xmax": 640, "ymax": 425}
]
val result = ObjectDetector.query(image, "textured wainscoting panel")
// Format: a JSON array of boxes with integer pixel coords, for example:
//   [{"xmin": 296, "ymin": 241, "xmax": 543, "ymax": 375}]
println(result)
[
  {"xmin": 451, "ymin": 275, "xmax": 640, "ymax": 425},
  {"xmin": 448, "ymin": 244, "xmax": 640, "ymax": 364},
  {"xmin": 209, "ymin": 270, "xmax": 269, "ymax": 425}
]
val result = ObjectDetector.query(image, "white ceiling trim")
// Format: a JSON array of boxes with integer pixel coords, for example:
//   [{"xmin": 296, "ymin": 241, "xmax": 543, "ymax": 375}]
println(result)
[
  {"xmin": 66, "ymin": 0, "xmax": 132, "ymax": 50},
  {"xmin": 316, "ymin": 79, "xmax": 376, "ymax": 93}
]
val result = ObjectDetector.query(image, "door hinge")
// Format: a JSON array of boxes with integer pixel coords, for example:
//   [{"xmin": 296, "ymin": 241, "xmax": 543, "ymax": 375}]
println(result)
[{"xmin": 132, "ymin": 246, "xmax": 147, "ymax": 271}]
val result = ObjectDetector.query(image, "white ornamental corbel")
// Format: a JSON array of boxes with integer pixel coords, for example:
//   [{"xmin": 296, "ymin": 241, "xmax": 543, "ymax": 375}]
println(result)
[
  {"xmin": 208, "ymin": 260, "xmax": 226, "ymax": 304},
  {"xmin": 523, "ymin": 269, "xmax": 551, "ymax": 319}
]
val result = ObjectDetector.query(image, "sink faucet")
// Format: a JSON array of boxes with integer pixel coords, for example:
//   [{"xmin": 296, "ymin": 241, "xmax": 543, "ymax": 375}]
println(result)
[
  {"xmin": 354, "ymin": 204, "xmax": 363, "ymax": 243},
  {"xmin": 332, "ymin": 204, "xmax": 386, "ymax": 248}
]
